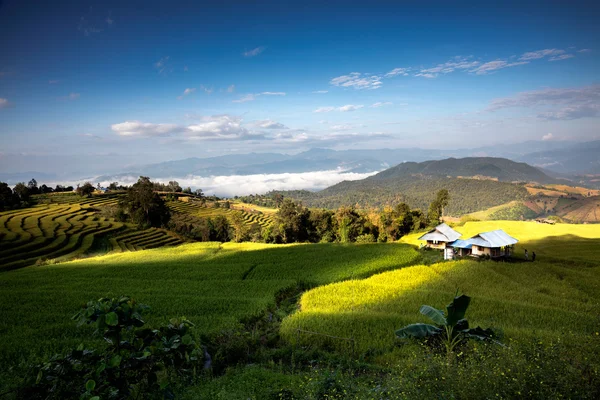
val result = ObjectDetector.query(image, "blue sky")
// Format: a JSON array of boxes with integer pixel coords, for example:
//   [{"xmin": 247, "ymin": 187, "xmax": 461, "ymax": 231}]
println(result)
[{"xmin": 1, "ymin": 0, "xmax": 599, "ymax": 175}]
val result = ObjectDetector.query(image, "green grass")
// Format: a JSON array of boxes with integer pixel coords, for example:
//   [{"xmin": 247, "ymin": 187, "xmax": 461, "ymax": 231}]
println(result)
[
  {"xmin": 0, "ymin": 241, "xmax": 419, "ymax": 390},
  {"xmin": 168, "ymin": 200, "xmax": 274, "ymax": 228}
]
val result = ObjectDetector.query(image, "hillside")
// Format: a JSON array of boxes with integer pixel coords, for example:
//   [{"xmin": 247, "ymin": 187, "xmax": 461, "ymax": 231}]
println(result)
[
  {"xmin": 519, "ymin": 140, "xmax": 600, "ymax": 174},
  {"xmin": 276, "ymin": 157, "xmax": 551, "ymax": 214}
]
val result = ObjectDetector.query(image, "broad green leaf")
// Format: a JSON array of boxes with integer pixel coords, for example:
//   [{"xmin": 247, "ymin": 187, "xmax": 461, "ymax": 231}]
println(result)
[
  {"xmin": 395, "ymin": 323, "xmax": 440, "ymax": 339},
  {"xmin": 109, "ymin": 354, "xmax": 122, "ymax": 367},
  {"xmin": 446, "ymin": 295, "xmax": 470, "ymax": 326},
  {"xmin": 85, "ymin": 379, "xmax": 96, "ymax": 392},
  {"xmin": 105, "ymin": 311, "xmax": 119, "ymax": 326},
  {"xmin": 419, "ymin": 305, "xmax": 446, "ymax": 325},
  {"xmin": 182, "ymin": 334, "xmax": 193, "ymax": 345}
]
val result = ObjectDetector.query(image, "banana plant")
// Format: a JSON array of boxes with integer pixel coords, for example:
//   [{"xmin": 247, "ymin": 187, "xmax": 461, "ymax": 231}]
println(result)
[{"xmin": 395, "ymin": 293, "xmax": 499, "ymax": 359}]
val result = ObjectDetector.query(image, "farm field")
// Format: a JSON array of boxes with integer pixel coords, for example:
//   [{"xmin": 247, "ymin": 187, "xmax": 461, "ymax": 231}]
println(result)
[
  {"xmin": 168, "ymin": 199, "xmax": 274, "ymax": 227},
  {"xmin": 0, "ymin": 242, "xmax": 419, "ymax": 391},
  {"xmin": 0, "ymin": 197, "xmax": 184, "ymax": 270}
]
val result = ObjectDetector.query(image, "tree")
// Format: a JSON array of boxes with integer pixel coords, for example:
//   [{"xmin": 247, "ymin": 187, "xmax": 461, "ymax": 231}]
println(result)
[
  {"xmin": 183, "ymin": 187, "xmax": 192, "ymax": 194},
  {"xmin": 273, "ymin": 199, "xmax": 310, "ymax": 243},
  {"xmin": 0, "ymin": 182, "xmax": 16, "ymax": 210},
  {"xmin": 120, "ymin": 177, "xmax": 171, "ymax": 228},
  {"xmin": 194, "ymin": 188, "xmax": 204, "ymax": 198},
  {"xmin": 76, "ymin": 182, "xmax": 95, "ymax": 198},
  {"xmin": 27, "ymin": 178, "xmax": 40, "ymax": 195},
  {"xmin": 230, "ymin": 213, "xmax": 249, "ymax": 242},
  {"xmin": 108, "ymin": 182, "xmax": 119, "ymax": 190},
  {"xmin": 273, "ymin": 193, "xmax": 284, "ymax": 207},
  {"xmin": 335, "ymin": 206, "xmax": 363, "ymax": 243},
  {"xmin": 39, "ymin": 184, "xmax": 53, "ymax": 194},
  {"xmin": 428, "ymin": 189, "xmax": 450, "ymax": 225},
  {"xmin": 210, "ymin": 215, "xmax": 231, "ymax": 242},
  {"xmin": 167, "ymin": 181, "xmax": 182, "ymax": 193},
  {"xmin": 13, "ymin": 182, "xmax": 30, "ymax": 203}
]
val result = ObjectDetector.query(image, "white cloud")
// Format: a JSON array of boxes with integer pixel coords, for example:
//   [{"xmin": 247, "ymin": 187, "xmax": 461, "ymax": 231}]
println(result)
[
  {"xmin": 254, "ymin": 119, "xmax": 288, "ymax": 129},
  {"xmin": 314, "ymin": 105, "xmax": 364, "ymax": 112},
  {"xmin": 186, "ymin": 115, "xmax": 258, "ymax": 140},
  {"xmin": 338, "ymin": 104, "xmax": 364, "ymax": 112},
  {"xmin": 577, "ymin": 49, "xmax": 591, "ymax": 53},
  {"xmin": 141, "ymin": 170, "xmax": 379, "ymax": 196},
  {"xmin": 227, "ymin": 84, "xmax": 235, "ymax": 93},
  {"xmin": 312, "ymin": 90, "xmax": 328, "ymax": 94},
  {"xmin": 0, "ymin": 98, "xmax": 13, "ymax": 109},
  {"xmin": 370, "ymin": 101, "xmax": 392, "ymax": 108},
  {"xmin": 415, "ymin": 56, "xmax": 480, "ymax": 78},
  {"xmin": 111, "ymin": 121, "xmax": 185, "ymax": 137},
  {"xmin": 469, "ymin": 60, "xmax": 528, "ymax": 75},
  {"xmin": 549, "ymin": 54, "xmax": 575, "ymax": 62},
  {"xmin": 385, "ymin": 67, "xmax": 410, "ymax": 77},
  {"xmin": 261, "ymin": 92, "xmax": 286, "ymax": 96},
  {"xmin": 243, "ymin": 47, "xmax": 265, "ymax": 57},
  {"xmin": 329, "ymin": 124, "xmax": 353, "ymax": 131},
  {"xmin": 232, "ymin": 94, "xmax": 257, "ymax": 103},
  {"xmin": 487, "ymin": 84, "xmax": 600, "ymax": 120},
  {"xmin": 200, "ymin": 85, "xmax": 214, "ymax": 94},
  {"xmin": 542, "ymin": 133, "xmax": 553, "ymax": 141},
  {"xmin": 59, "ymin": 92, "xmax": 80, "ymax": 101},
  {"xmin": 314, "ymin": 106, "xmax": 336, "ymax": 113},
  {"xmin": 330, "ymin": 72, "xmax": 382, "ymax": 89},
  {"xmin": 519, "ymin": 48, "xmax": 565, "ymax": 61},
  {"xmin": 154, "ymin": 56, "xmax": 170, "ymax": 74},
  {"xmin": 183, "ymin": 88, "xmax": 196, "ymax": 95}
]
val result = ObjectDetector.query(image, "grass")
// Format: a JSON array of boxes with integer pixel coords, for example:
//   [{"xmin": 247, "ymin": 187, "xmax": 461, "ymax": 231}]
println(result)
[
  {"xmin": 168, "ymin": 200, "xmax": 274, "ymax": 228},
  {"xmin": 0, "ymin": 241, "xmax": 419, "ymax": 391}
]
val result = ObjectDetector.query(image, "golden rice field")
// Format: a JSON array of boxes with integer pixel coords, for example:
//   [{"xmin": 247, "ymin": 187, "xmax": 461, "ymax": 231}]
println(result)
[
  {"xmin": 168, "ymin": 199, "xmax": 274, "ymax": 227},
  {"xmin": 281, "ymin": 222, "xmax": 600, "ymax": 354},
  {"xmin": 0, "ymin": 196, "xmax": 183, "ymax": 271}
]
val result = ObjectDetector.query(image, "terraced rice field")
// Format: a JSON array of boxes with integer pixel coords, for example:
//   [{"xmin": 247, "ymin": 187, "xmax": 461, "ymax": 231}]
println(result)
[
  {"xmin": 168, "ymin": 200, "xmax": 274, "ymax": 227},
  {"xmin": 0, "ymin": 242, "xmax": 419, "ymax": 388},
  {"xmin": 0, "ymin": 196, "xmax": 184, "ymax": 270}
]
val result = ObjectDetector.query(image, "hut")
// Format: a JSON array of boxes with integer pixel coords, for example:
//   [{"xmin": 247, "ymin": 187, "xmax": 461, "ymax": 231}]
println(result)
[
  {"xmin": 466, "ymin": 229, "xmax": 518, "ymax": 258},
  {"xmin": 418, "ymin": 223, "xmax": 462, "ymax": 259}
]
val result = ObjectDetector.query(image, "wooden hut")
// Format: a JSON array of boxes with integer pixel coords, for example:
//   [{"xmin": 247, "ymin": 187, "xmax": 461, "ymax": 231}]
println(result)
[{"xmin": 418, "ymin": 223, "xmax": 462, "ymax": 259}]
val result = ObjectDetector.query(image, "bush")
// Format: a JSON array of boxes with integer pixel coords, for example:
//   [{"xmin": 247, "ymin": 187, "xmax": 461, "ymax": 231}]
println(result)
[
  {"xmin": 355, "ymin": 234, "xmax": 376, "ymax": 244},
  {"xmin": 20, "ymin": 296, "xmax": 203, "ymax": 400}
]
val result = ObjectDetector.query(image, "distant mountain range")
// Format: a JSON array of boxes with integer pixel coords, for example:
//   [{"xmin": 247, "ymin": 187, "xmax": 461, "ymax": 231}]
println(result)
[{"xmin": 274, "ymin": 157, "xmax": 562, "ymax": 214}]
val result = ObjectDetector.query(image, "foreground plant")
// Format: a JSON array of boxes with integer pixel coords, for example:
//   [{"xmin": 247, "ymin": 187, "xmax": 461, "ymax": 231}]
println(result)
[
  {"xmin": 395, "ymin": 293, "xmax": 499, "ymax": 360},
  {"xmin": 20, "ymin": 296, "xmax": 202, "ymax": 400}
]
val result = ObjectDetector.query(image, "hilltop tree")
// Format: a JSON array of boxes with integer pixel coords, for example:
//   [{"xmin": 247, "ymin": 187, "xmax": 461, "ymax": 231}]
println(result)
[
  {"xmin": 76, "ymin": 182, "xmax": 95, "ymax": 198},
  {"xmin": 13, "ymin": 182, "xmax": 30, "ymax": 203},
  {"xmin": 167, "ymin": 181, "xmax": 182, "ymax": 192},
  {"xmin": 120, "ymin": 176, "xmax": 171, "ymax": 228},
  {"xmin": 27, "ymin": 179, "xmax": 40, "ymax": 195},
  {"xmin": 273, "ymin": 198, "xmax": 310, "ymax": 243},
  {"xmin": 0, "ymin": 182, "xmax": 17, "ymax": 210},
  {"xmin": 428, "ymin": 189, "xmax": 450, "ymax": 225}
]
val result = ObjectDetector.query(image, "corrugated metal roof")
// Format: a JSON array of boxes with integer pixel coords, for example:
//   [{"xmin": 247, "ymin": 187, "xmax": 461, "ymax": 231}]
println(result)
[
  {"xmin": 418, "ymin": 223, "xmax": 462, "ymax": 242},
  {"xmin": 450, "ymin": 239, "xmax": 472, "ymax": 249},
  {"xmin": 419, "ymin": 232, "xmax": 450, "ymax": 242},
  {"xmin": 469, "ymin": 229, "xmax": 518, "ymax": 248}
]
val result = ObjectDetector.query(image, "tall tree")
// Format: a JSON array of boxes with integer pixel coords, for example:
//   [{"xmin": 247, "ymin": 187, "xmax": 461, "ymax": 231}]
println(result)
[
  {"xmin": 76, "ymin": 182, "xmax": 95, "ymax": 198},
  {"xmin": 428, "ymin": 189, "xmax": 451, "ymax": 225},
  {"xmin": 274, "ymin": 199, "xmax": 310, "ymax": 243},
  {"xmin": 120, "ymin": 177, "xmax": 171, "ymax": 228},
  {"xmin": 13, "ymin": 182, "xmax": 30, "ymax": 203},
  {"xmin": 0, "ymin": 182, "xmax": 16, "ymax": 210}
]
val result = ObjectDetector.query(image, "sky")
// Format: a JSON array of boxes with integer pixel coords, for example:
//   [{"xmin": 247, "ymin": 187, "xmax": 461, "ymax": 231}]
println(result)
[{"xmin": 1, "ymin": 0, "xmax": 599, "ymax": 179}]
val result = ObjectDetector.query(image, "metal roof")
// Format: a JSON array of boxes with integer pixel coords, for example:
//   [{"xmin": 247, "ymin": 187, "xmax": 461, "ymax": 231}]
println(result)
[
  {"xmin": 418, "ymin": 223, "xmax": 462, "ymax": 242},
  {"xmin": 468, "ymin": 229, "xmax": 518, "ymax": 248},
  {"xmin": 450, "ymin": 239, "xmax": 472, "ymax": 249}
]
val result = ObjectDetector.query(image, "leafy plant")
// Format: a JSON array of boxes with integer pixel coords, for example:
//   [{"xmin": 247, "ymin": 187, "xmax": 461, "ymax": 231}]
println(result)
[
  {"xmin": 395, "ymin": 293, "xmax": 499, "ymax": 360},
  {"xmin": 20, "ymin": 296, "xmax": 202, "ymax": 399}
]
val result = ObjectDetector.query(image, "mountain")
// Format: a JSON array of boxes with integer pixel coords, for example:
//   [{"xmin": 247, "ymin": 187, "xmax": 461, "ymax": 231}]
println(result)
[
  {"xmin": 518, "ymin": 140, "xmax": 600, "ymax": 174},
  {"xmin": 275, "ymin": 157, "xmax": 558, "ymax": 215}
]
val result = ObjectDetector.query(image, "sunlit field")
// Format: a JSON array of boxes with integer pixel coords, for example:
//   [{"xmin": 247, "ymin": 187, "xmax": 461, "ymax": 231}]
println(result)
[{"xmin": 0, "ymin": 241, "xmax": 419, "ymax": 390}]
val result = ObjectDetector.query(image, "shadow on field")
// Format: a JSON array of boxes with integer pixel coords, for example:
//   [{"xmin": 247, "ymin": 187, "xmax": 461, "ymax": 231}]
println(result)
[{"xmin": 515, "ymin": 234, "xmax": 600, "ymax": 266}]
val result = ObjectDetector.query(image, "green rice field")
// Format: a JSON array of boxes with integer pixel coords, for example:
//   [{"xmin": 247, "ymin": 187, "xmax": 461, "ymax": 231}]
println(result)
[{"xmin": 168, "ymin": 200, "xmax": 274, "ymax": 228}]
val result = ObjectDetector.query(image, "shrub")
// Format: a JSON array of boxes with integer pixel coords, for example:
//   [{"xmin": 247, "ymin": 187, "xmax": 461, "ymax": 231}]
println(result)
[
  {"xmin": 20, "ymin": 296, "xmax": 203, "ymax": 400},
  {"xmin": 355, "ymin": 234, "xmax": 376, "ymax": 244}
]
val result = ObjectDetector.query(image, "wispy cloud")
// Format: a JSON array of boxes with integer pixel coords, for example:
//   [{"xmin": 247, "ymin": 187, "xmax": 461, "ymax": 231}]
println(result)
[
  {"xmin": 549, "ymin": 54, "xmax": 575, "ymax": 62},
  {"xmin": 577, "ymin": 48, "xmax": 592, "ymax": 53},
  {"xmin": 200, "ymin": 85, "xmax": 214, "ymax": 94},
  {"xmin": 154, "ymin": 56, "xmax": 171, "ymax": 74},
  {"xmin": 243, "ymin": 46, "xmax": 266, "ymax": 57},
  {"xmin": 232, "ymin": 91, "xmax": 285, "ymax": 103},
  {"xmin": 0, "ymin": 98, "xmax": 14, "ymax": 109},
  {"xmin": 385, "ymin": 67, "xmax": 410, "ymax": 77},
  {"xmin": 183, "ymin": 88, "xmax": 196, "ymax": 95},
  {"xmin": 227, "ymin": 84, "xmax": 235, "ymax": 93},
  {"xmin": 519, "ymin": 48, "xmax": 565, "ymax": 61},
  {"xmin": 111, "ymin": 121, "xmax": 186, "ymax": 137},
  {"xmin": 469, "ymin": 60, "xmax": 529, "ymax": 75},
  {"xmin": 330, "ymin": 72, "xmax": 382, "ymax": 90},
  {"xmin": 370, "ymin": 101, "xmax": 393, "ymax": 108},
  {"xmin": 186, "ymin": 115, "xmax": 262, "ymax": 140},
  {"xmin": 314, "ymin": 105, "xmax": 364, "ymax": 113},
  {"xmin": 253, "ymin": 119, "xmax": 289, "ymax": 129},
  {"xmin": 312, "ymin": 90, "xmax": 328, "ymax": 94},
  {"xmin": 487, "ymin": 84, "xmax": 600, "ymax": 120},
  {"xmin": 59, "ymin": 93, "xmax": 80, "ymax": 101},
  {"xmin": 415, "ymin": 56, "xmax": 480, "ymax": 78}
]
